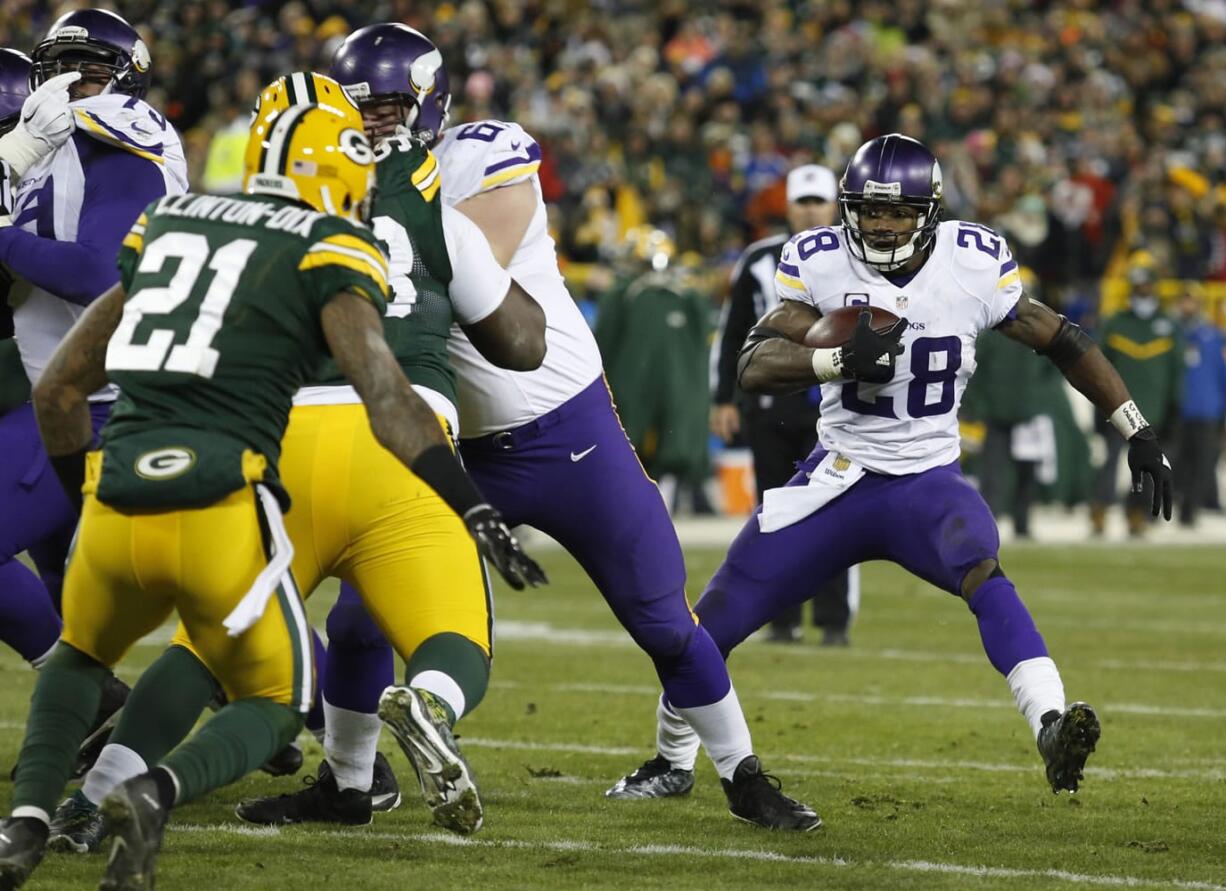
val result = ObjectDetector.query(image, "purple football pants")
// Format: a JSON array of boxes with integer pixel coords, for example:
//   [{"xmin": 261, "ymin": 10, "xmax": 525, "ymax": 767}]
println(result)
[
  {"xmin": 695, "ymin": 446, "xmax": 1002, "ymax": 655},
  {"xmin": 322, "ymin": 378, "xmax": 730, "ymax": 713},
  {"xmin": 0, "ymin": 402, "xmax": 110, "ymax": 660}
]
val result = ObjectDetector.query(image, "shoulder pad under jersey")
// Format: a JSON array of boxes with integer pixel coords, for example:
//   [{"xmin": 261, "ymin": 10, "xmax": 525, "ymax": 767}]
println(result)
[
  {"xmin": 436, "ymin": 120, "xmax": 540, "ymax": 205},
  {"xmin": 775, "ymin": 226, "xmax": 847, "ymax": 305}
]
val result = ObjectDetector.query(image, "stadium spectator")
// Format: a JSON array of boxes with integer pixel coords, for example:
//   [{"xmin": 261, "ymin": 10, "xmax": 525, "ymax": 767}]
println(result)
[
  {"xmin": 1090, "ymin": 256, "xmax": 1184, "ymax": 537},
  {"xmin": 1175, "ymin": 291, "xmax": 1226, "ymax": 527}
]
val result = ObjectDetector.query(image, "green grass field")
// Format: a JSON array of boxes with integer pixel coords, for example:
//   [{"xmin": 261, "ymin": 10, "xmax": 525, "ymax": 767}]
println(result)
[{"xmin": 3, "ymin": 544, "xmax": 1224, "ymax": 889}]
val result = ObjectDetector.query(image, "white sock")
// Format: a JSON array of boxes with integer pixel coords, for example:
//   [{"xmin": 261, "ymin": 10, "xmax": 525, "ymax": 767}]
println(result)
[
  {"xmin": 1007, "ymin": 656, "xmax": 1066, "ymax": 739},
  {"xmin": 655, "ymin": 694, "xmax": 701, "ymax": 770},
  {"xmin": 409, "ymin": 670, "xmax": 466, "ymax": 721},
  {"xmin": 11, "ymin": 806, "xmax": 49, "ymax": 826},
  {"xmin": 82, "ymin": 743, "xmax": 146, "ymax": 806},
  {"xmin": 323, "ymin": 698, "xmax": 381, "ymax": 792},
  {"xmin": 673, "ymin": 687, "xmax": 753, "ymax": 781},
  {"xmin": 29, "ymin": 640, "xmax": 58, "ymax": 670}
]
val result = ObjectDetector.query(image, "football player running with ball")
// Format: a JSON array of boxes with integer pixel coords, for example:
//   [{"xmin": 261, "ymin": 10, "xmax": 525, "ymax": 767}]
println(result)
[
  {"xmin": 611, "ymin": 134, "xmax": 1173, "ymax": 807},
  {"xmin": 0, "ymin": 103, "xmax": 539, "ymax": 889},
  {"xmin": 288, "ymin": 23, "xmax": 820, "ymax": 832}
]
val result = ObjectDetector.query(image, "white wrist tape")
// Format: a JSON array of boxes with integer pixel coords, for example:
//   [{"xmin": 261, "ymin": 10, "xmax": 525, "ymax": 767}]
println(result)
[
  {"xmin": 1109, "ymin": 400, "xmax": 1148, "ymax": 438},
  {"xmin": 811, "ymin": 348, "xmax": 843, "ymax": 383},
  {"xmin": 0, "ymin": 123, "xmax": 49, "ymax": 179}
]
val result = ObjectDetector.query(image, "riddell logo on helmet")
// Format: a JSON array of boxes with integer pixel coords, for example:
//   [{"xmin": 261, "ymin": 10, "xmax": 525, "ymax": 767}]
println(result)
[
  {"xmin": 54, "ymin": 26, "xmax": 90, "ymax": 40},
  {"xmin": 863, "ymin": 180, "xmax": 902, "ymax": 199}
]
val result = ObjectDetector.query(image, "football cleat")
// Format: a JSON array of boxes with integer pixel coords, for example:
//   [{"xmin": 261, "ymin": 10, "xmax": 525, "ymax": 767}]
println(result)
[
  {"xmin": 1038, "ymin": 702, "xmax": 1101, "ymax": 793},
  {"xmin": 235, "ymin": 753, "xmax": 402, "ymax": 826},
  {"xmin": 71, "ymin": 673, "xmax": 131, "ymax": 780},
  {"xmin": 48, "ymin": 790, "xmax": 107, "ymax": 854},
  {"xmin": 260, "ymin": 740, "xmax": 305, "ymax": 777},
  {"xmin": 721, "ymin": 755, "xmax": 822, "ymax": 831},
  {"xmin": 99, "ymin": 774, "xmax": 168, "ymax": 891},
  {"xmin": 0, "ymin": 817, "xmax": 48, "ymax": 889},
  {"xmin": 605, "ymin": 755, "xmax": 694, "ymax": 799},
  {"xmin": 378, "ymin": 686, "xmax": 482, "ymax": 835}
]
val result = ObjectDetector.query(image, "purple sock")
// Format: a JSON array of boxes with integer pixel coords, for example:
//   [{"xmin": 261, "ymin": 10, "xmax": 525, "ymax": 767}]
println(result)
[
  {"xmin": 322, "ymin": 583, "xmax": 394, "ymax": 714},
  {"xmin": 967, "ymin": 576, "xmax": 1048, "ymax": 676},
  {"xmin": 0, "ymin": 558, "xmax": 62, "ymax": 664},
  {"xmin": 656, "ymin": 623, "xmax": 732, "ymax": 709},
  {"xmin": 305, "ymin": 629, "xmax": 328, "ymax": 734}
]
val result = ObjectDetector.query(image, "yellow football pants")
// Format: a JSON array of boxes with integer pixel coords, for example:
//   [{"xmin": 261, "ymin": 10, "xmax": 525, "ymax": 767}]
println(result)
[
  {"xmin": 171, "ymin": 402, "xmax": 490, "ymax": 663},
  {"xmin": 63, "ymin": 453, "xmax": 313, "ymax": 711}
]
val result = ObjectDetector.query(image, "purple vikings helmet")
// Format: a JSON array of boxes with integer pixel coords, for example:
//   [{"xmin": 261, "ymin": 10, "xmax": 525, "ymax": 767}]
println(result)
[
  {"xmin": 329, "ymin": 23, "xmax": 451, "ymax": 145},
  {"xmin": 0, "ymin": 49, "xmax": 32, "ymax": 136},
  {"xmin": 31, "ymin": 9, "xmax": 152, "ymax": 98},
  {"xmin": 838, "ymin": 133, "xmax": 943, "ymax": 271}
]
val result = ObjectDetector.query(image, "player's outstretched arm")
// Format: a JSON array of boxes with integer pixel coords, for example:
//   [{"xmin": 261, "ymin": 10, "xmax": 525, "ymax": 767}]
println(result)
[
  {"xmin": 323, "ymin": 290, "xmax": 547, "ymax": 589},
  {"xmin": 736, "ymin": 300, "xmax": 823, "ymax": 394},
  {"xmin": 460, "ymin": 281, "xmax": 545, "ymax": 371},
  {"xmin": 31, "ymin": 282, "xmax": 125, "ymax": 507},
  {"xmin": 998, "ymin": 295, "xmax": 1173, "ymax": 519}
]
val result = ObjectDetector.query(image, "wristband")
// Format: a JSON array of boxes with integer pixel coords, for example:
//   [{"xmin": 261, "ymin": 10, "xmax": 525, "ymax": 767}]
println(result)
[
  {"xmin": 1109, "ymin": 400, "xmax": 1148, "ymax": 439},
  {"xmin": 810, "ymin": 348, "xmax": 843, "ymax": 383},
  {"xmin": 410, "ymin": 444, "xmax": 486, "ymax": 518},
  {"xmin": 0, "ymin": 123, "xmax": 49, "ymax": 179}
]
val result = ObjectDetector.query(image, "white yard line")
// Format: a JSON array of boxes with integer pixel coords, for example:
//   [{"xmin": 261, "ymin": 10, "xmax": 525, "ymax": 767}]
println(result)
[
  {"xmin": 460, "ymin": 737, "xmax": 1226, "ymax": 781},
  {"xmin": 539, "ymin": 681, "xmax": 1226, "ymax": 720},
  {"xmin": 169, "ymin": 824, "xmax": 1226, "ymax": 890}
]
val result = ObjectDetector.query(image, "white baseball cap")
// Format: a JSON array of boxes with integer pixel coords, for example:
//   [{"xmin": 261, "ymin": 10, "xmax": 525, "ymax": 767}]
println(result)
[{"xmin": 786, "ymin": 164, "xmax": 837, "ymax": 203}]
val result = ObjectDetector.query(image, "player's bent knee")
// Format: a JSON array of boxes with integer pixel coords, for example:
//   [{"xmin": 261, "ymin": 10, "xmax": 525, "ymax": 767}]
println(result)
[
  {"xmin": 325, "ymin": 598, "xmax": 391, "ymax": 651},
  {"xmin": 960, "ymin": 558, "xmax": 1000, "ymax": 601},
  {"xmin": 630, "ymin": 617, "xmax": 697, "ymax": 665}
]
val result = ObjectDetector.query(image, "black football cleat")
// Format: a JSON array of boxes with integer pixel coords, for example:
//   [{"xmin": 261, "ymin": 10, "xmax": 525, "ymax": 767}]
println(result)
[
  {"xmin": 0, "ymin": 817, "xmax": 48, "ymax": 890},
  {"xmin": 369, "ymin": 752, "xmax": 402, "ymax": 813},
  {"xmin": 72, "ymin": 673, "xmax": 131, "ymax": 780},
  {"xmin": 235, "ymin": 760, "xmax": 372, "ymax": 826},
  {"xmin": 1038, "ymin": 702, "xmax": 1101, "ymax": 793},
  {"xmin": 99, "ymin": 774, "xmax": 169, "ymax": 891},
  {"xmin": 379, "ymin": 686, "xmax": 482, "ymax": 835},
  {"xmin": 721, "ymin": 756, "xmax": 822, "ymax": 831},
  {"xmin": 605, "ymin": 755, "xmax": 694, "ymax": 799},
  {"xmin": 260, "ymin": 740, "xmax": 304, "ymax": 777},
  {"xmin": 48, "ymin": 790, "xmax": 107, "ymax": 854}
]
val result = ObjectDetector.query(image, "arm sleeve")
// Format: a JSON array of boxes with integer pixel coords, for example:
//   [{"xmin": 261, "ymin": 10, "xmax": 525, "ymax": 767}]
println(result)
[
  {"xmin": 441, "ymin": 204, "xmax": 513, "ymax": 325},
  {"xmin": 714, "ymin": 258, "xmax": 762, "ymax": 403},
  {"xmin": 0, "ymin": 147, "xmax": 167, "ymax": 306}
]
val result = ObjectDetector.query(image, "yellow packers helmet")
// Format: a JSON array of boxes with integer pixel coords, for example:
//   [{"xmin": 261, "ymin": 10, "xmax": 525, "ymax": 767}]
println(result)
[
  {"xmin": 243, "ymin": 103, "xmax": 375, "ymax": 224},
  {"xmin": 252, "ymin": 71, "xmax": 363, "ymax": 131}
]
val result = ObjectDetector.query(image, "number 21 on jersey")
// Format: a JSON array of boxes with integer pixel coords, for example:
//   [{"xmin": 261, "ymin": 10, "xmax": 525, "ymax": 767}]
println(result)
[{"xmin": 107, "ymin": 232, "xmax": 256, "ymax": 379}]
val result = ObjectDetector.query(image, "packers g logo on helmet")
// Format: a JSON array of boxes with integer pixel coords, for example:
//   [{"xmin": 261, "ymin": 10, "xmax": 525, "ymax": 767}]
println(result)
[{"xmin": 243, "ymin": 103, "xmax": 376, "ymax": 224}]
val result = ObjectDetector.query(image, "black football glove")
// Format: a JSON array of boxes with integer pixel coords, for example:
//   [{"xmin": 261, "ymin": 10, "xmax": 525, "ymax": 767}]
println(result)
[
  {"xmin": 840, "ymin": 309, "xmax": 908, "ymax": 384},
  {"xmin": 1126, "ymin": 426, "xmax": 1173, "ymax": 520},
  {"xmin": 464, "ymin": 505, "xmax": 549, "ymax": 590},
  {"xmin": 0, "ymin": 160, "xmax": 15, "ymax": 223}
]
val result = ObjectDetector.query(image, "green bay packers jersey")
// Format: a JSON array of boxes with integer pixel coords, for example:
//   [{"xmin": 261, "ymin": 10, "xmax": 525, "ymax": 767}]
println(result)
[
  {"xmin": 314, "ymin": 137, "xmax": 455, "ymax": 404},
  {"xmin": 99, "ymin": 192, "xmax": 388, "ymax": 509}
]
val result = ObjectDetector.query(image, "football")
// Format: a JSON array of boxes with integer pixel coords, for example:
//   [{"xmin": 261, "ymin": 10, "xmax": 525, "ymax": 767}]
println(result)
[{"xmin": 802, "ymin": 305, "xmax": 902, "ymax": 348}]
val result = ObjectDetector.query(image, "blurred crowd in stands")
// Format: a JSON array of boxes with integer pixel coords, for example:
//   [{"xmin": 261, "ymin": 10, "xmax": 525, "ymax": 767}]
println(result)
[{"xmin": 3, "ymin": 0, "xmax": 1225, "ymax": 524}]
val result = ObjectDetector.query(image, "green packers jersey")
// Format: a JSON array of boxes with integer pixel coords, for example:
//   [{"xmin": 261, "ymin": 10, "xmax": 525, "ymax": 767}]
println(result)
[
  {"xmin": 100, "ymin": 192, "xmax": 388, "ymax": 510},
  {"xmin": 314, "ymin": 137, "xmax": 455, "ymax": 403}
]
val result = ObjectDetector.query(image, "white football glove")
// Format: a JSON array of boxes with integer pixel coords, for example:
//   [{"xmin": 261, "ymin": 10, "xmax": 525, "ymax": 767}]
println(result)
[{"xmin": 0, "ymin": 72, "xmax": 82, "ymax": 177}]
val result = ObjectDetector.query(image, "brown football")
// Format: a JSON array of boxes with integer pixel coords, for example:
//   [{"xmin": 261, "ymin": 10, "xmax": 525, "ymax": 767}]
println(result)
[{"xmin": 802, "ymin": 305, "xmax": 902, "ymax": 348}]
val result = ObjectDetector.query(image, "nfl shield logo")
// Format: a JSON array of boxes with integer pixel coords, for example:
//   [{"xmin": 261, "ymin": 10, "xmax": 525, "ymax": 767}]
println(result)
[{"xmin": 896, "ymin": 295, "xmax": 909, "ymax": 310}]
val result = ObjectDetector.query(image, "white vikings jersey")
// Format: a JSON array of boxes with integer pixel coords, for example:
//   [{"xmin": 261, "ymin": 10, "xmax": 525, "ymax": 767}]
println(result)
[
  {"xmin": 9, "ymin": 93, "xmax": 188, "ymax": 398},
  {"xmin": 775, "ymin": 220, "xmax": 1024, "ymax": 475},
  {"xmin": 437, "ymin": 120, "xmax": 603, "ymax": 436},
  {"xmin": 293, "ymin": 203, "xmax": 512, "ymax": 435}
]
